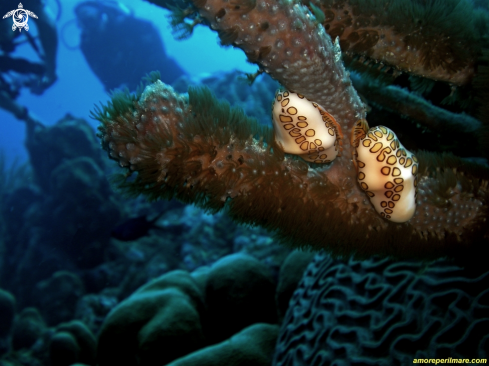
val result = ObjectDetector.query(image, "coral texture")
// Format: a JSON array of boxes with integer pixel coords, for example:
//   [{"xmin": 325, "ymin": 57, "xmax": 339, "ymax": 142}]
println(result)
[
  {"xmin": 95, "ymin": 0, "xmax": 489, "ymax": 259},
  {"xmin": 97, "ymin": 270, "xmax": 205, "ymax": 366},
  {"xmin": 203, "ymin": 254, "xmax": 277, "ymax": 343},
  {"xmin": 273, "ymin": 253, "xmax": 489, "ymax": 365},
  {"xmin": 96, "ymin": 254, "xmax": 281, "ymax": 365},
  {"xmin": 167, "ymin": 323, "xmax": 279, "ymax": 366},
  {"xmin": 308, "ymin": 0, "xmax": 483, "ymax": 85}
]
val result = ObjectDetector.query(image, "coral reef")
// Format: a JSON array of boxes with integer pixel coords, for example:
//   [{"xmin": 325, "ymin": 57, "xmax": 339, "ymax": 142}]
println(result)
[
  {"xmin": 95, "ymin": 0, "xmax": 489, "ymax": 260},
  {"xmin": 0, "ymin": 115, "xmax": 122, "ymax": 308},
  {"xmin": 0, "ymin": 79, "xmax": 290, "ymax": 366},
  {"xmin": 203, "ymin": 253, "xmax": 277, "ymax": 343},
  {"xmin": 3, "ymin": 0, "xmax": 489, "ymax": 364},
  {"xmin": 173, "ymin": 70, "xmax": 280, "ymax": 125},
  {"xmin": 96, "ymin": 253, "xmax": 281, "ymax": 365},
  {"xmin": 273, "ymin": 252, "xmax": 489, "ymax": 364},
  {"xmin": 96, "ymin": 270, "xmax": 206, "ymax": 366}
]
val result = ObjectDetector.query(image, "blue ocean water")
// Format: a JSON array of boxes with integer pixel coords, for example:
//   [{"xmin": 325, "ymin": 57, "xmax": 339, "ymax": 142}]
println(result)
[{"xmin": 0, "ymin": 0, "xmax": 256, "ymax": 167}]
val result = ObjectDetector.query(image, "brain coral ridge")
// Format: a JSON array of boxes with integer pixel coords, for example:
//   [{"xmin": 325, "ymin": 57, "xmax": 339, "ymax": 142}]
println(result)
[
  {"xmin": 96, "ymin": 0, "xmax": 489, "ymax": 259},
  {"xmin": 273, "ymin": 253, "xmax": 489, "ymax": 365}
]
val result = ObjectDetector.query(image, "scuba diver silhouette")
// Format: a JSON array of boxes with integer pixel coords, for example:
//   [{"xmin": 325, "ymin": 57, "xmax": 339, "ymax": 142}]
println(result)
[
  {"xmin": 74, "ymin": 1, "xmax": 186, "ymax": 92},
  {"xmin": 0, "ymin": 0, "xmax": 58, "ymax": 127}
]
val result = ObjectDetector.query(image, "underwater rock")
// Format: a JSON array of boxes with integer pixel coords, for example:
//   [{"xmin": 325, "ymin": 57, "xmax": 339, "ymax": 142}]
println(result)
[
  {"xmin": 96, "ymin": 253, "xmax": 283, "ymax": 365},
  {"xmin": 34, "ymin": 271, "xmax": 85, "ymax": 326},
  {"xmin": 166, "ymin": 323, "xmax": 280, "ymax": 366},
  {"xmin": 204, "ymin": 253, "xmax": 277, "ymax": 344},
  {"xmin": 232, "ymin": 230, "xmax": 292, "ymax": 278},
  {"xmin": 43, "ymin": 156, "xmax": 121, "ymax": 269},
  {"xmin": 11, "ymin": 308, "xmax": 46, "ymax": 351},
  {"xmin": 1, "ymin": 186, "xmax": 42, "ymax": 241},
  {"xmin": 3, "ymin": 149, "xmax": 121, "ymax": 310},
  {"xmin": 25, "ymin": 115, "xmax": 104, "ymax": 193},
  {"xmin": 97, "ymin": 270, "xmax": 205, "ymax": 366},
  {"xmin": 50, "ymin": 157, "xmax": 107, "ymax": 200},
  {"xmin": 273, "ymin": 253, "xmax": 489, "ymax": 365},
  {"xmin": 49, "ymin": 320, "xmax": 96, "ymax": 366}
]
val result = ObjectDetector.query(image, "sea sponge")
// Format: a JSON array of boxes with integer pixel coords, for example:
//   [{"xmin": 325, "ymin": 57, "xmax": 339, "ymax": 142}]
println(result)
[
  {"xmin": 97, "ymin": 270, "xmax": 205, "ymax": 366},
  {"xmin": 166, "ymin": 323, "xmax": 279, "ymax": 366},
  {"xmin": 273, "ymin": 253, "xmax": 489, "ymax": 365}
]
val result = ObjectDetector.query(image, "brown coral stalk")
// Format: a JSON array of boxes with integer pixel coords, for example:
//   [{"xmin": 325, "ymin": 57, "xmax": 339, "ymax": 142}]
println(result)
[
  {"xmin": 192, "ymin": 0, "xmax": 365, "ymax": 166},
  {"xmin": 308, "ymin": 0, "xmax": 480, "ymax": 85}
]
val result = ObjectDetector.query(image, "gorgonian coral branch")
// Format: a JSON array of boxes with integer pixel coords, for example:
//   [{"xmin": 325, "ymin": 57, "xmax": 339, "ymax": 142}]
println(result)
[
  {"xmin": 95, "ymin": 80, "xmax": 489, "ymax": 259},
  {"xmin": 307, "ymin": 0, "xmax": 483, "ymax": 85},
  {"xmin": 94, "ymin": 0, "xmax": 489, "ymax": 260},
  {"xmin": 192, "ymin": 0, "xmax": 365, "ymax": 165}
]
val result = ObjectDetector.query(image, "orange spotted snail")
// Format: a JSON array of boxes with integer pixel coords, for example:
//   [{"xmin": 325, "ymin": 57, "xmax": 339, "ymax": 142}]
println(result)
[
  {"xmin": 271, "ymin": 89, "xmax": 342, "ymax": 163},
  {"xmin": 271, "ymin": 90, "xmax": 418, "ymax": 223},
  {"xmin": 352, "ymin": 120, "xmax": 419, "ymax": 223}
]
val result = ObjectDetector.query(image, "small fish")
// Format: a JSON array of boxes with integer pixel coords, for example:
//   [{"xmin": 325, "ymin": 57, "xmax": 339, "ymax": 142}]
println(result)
[{"xmin": 111, "ymin": 213, "xmax": 163, "ymax": 242}]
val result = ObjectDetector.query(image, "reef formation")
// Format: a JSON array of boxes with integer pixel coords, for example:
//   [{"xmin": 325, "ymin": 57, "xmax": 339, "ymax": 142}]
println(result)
[{"xmin": 95, "ymin": 0, "xmax": 489, "ymax": 260}]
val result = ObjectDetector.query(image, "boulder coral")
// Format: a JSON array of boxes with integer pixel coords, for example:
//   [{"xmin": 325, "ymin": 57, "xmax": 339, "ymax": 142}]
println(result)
[
  {"xmin": 97, "ymin": 270, "xmax": 205, "ymax": 366},
  {"xmin": 96, "ymin": 253, "xmax": 282, "ymax": 365},
  {"xmin": 203, "ymin": 254, "xmax": 277, "ymax": 343}
]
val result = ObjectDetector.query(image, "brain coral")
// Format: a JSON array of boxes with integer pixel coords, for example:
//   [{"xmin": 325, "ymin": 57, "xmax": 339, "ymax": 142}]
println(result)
[{"xmin": 273, "ymin": 253, "xmax": 489, "ymax": 365}]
